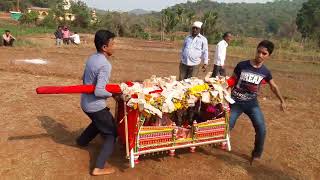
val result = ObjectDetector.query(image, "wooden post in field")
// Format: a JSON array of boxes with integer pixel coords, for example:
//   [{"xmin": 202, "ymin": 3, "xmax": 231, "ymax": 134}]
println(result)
[
  {"xmin": 161, "ymin": 14, "xmax": 164, "ymax": 41},
  {"xmin": 17, "ymin": 0, "xmax": 20, "ymax": 12}
]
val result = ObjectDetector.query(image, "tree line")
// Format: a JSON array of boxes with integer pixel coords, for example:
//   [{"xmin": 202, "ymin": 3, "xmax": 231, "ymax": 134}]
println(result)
[{"xmin": 1, "ymin": 0, "xmax": 319, "ymax": 47}]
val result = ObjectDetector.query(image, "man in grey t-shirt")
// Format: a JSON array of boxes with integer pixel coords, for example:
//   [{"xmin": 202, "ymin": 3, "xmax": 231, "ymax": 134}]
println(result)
[{"xmin": 76, "ymin": 30, "xmax": 117, "ymax": 176}]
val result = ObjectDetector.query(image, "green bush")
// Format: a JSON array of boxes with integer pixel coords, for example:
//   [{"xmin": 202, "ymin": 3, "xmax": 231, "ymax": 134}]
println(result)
[
  {"xmin": 207, "ymin": 33, "xmax": 222, "ymax": 44},
  {"xmin": 230, "ymin": 37, "xmax": 245, "ymax": 47},
  {"xmin": 140, "ymin": 32, "xmax": 150, "ymax": 40},
  {"xmin": 0, "ymin": 25, "xmax": 55, "ymax": 36},
  {"xmin": 71, "ymin": 1, "xmax": 91, "ymax": 28},
  {"xmin": 39, "ymin": 12, "xmax": 57, "ymax": 28},
  {"xmin": 129, "ymin": 24, "xmax": 151, "ymax": 39},
  {"xmin": 19, "ymin": 11, "xmax": 39, "ymax": 25}
]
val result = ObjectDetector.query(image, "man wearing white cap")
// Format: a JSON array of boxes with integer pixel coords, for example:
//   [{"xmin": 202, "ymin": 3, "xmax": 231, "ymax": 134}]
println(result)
[{"xmin": 179, "ymin": 21, "xmax": 209, "ymax": 80}]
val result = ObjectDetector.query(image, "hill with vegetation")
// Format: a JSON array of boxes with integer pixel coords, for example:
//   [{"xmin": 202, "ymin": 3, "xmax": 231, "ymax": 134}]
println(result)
[
  {"xmin": 2, "ymin": 0, "xmax": 319, "ymax": 48},
  {"xmin": 157, "ymin": 0, "xmax": 306, "ymax": 37},
  {"xmin": 129, "ymin": 9, "xmax": 152, "ymax": 15},
  {"xmin": 0, "ymin": 0, "xmax": 307, "ymax": 38}
]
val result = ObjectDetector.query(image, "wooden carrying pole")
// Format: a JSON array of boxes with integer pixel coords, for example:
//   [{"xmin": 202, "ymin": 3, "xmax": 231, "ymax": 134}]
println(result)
[{"xmin": 124, "ymin": 101, "xmax": 129, "ymax": 158}]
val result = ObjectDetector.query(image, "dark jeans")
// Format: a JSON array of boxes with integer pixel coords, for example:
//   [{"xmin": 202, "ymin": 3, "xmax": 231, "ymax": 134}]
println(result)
[
  {"xmin": 63, "ymin": 38, "xmax": 70, "ymax": 45},
  {"xmin": 77, "ymin": 108, "xmax": 117, "ymax": 169},
  {"xmin": 211, "ymin": 64, "xmax": 226, "ymax": 77},
  {"xmin": 179, "ymin": 63, "xmax": 199, "ymax": 80},
  {"xmin": 229, "ymin": 100, "xmax": 266, "ymax": 158},
  {"xmin": 3, "ymin": 39, "xmax": 15, "ymax": 46}
]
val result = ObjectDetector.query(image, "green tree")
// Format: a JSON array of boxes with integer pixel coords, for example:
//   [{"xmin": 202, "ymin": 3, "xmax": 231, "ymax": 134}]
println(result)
[
  {"xmin": 296, "ymin": 0, "xmax": 320, "ymax": 47},
  {"xmin": 266, "ymin": 18, "xmax": 280, "ymax": 35},
  {"xmin": 51, "ymin": 0, "xmax": 65, "ymax": 22},
  {"xmin": 129, "ymin": 24, "xmax": 144, "ymax": 37},
  {"xmin": 201, "ymin": 10, "xmax": 218, "ymax": 36},
  {"xmin": 0, "ymin": 0, "xmax": 15, "ymax": 11},
  {"xmin": 296, "ymin": 0, "xmax": 320, "ymax": 37},
  {"xmin": 40, "ymin": 11, "xmax": 57, "ymax": 28},
  {"xmin": 185, "ymin": 10, "xmax": 196, "ymax": 26},
  {"xmin": 176, "ymin": 6, "xmax": 184, "ymax": 23},
  {"xmin": 29, "ymin": 0, "xmax": 51, "ymax": 8},
  {"xmin": 160, "ymin": 8, "xmax": 180, "ymax": 40},
  {"xmin": 0, "ymin": 0, "xmax": 60, "ymax": 11},
  {"xmin": 98, "ymin": 11, "xmax": 130, "ymax": 37},
  {"xmin": 161, "ymin": 8, "xmax": 179, "ymax": 33},
  {"xmin": 70, "ymin": 1, "xmax": 91, "ymax": 28},
  {"xmin": 19, "ymin": 10, "xmax": 39, "ymax": 25}
]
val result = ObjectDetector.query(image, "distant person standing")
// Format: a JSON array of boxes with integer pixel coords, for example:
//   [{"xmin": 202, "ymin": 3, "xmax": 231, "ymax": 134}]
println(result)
[
  {"xmin": 62, "ymin": 26, "xmax": 70, "ymax": 45},
  {"xmin": 70, "ymin": 32, "xmax": 80, "ymax": 45},
  {"xmin": 180, "ymin": 21, "xmax": 209, "ymax": 80},
  {"xmin": 54, "ymin": 26, "xmax": 63, "ymax": 46},
  {"xmin": 211, "ymin": 32, "xmax": 232, "ymax": 77},
  {"xmin": 2, "ymin": 30, "xmax": 15, "ymax": 47}
]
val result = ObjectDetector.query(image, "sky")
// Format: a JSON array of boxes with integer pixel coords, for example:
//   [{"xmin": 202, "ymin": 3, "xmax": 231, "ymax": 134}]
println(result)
[{"xmin": 82, "ymin": 0, "xmax": 273, "ymax": 12}]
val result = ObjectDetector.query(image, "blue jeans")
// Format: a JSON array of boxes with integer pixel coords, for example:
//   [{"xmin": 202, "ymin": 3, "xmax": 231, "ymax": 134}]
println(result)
[
  {"xmin": 77, "ymin": 108, "xmax": 117, "ymax": 169},
  {"xmin": 229, "ymin": 100, "xmax": 266, "ymax": 158}
]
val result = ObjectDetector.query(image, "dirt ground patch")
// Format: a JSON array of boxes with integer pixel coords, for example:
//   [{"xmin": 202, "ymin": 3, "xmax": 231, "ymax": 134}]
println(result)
[{"xmin": 1, "ymin": 35, "xmax": 320, "ymax": 180}]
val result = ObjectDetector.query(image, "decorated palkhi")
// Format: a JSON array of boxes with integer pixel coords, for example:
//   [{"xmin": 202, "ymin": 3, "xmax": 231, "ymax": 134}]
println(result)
[
  {"xmin": 120, "ymin": 75, "xmax": 234, "ymax": 126},
  {"xmin": 36, "ymin": 74, "xmax": 233, "ymax": 168},
  {"xmin": 115, "ymin": 75, "xmax": 233, "ymax": 168}
]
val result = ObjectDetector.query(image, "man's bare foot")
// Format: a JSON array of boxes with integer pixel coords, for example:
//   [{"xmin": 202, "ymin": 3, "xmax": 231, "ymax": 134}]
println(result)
[
  {"xmin": 250, "ymin": 156, "xmax": 262, "ymax": 165},
  {"xmin": 250, "ymin": 151, "xmax": 261, "ymax": 165},
  {"xmin": 92, "ymin": 167, "xmax": 115, "ymax": 176}
]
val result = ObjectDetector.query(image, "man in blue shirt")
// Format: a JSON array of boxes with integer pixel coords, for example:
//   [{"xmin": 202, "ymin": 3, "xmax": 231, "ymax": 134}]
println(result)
[
  {"xmin": 76, "ymin": 30, "xmax": 117, "ymax": 175},
  {"xmin": 229, "ymin": 40, "xmax": 286, "ymax": 165},
  {"xmin": 180, "ymin": 21, "xmax": 209, "ymax": 80}
]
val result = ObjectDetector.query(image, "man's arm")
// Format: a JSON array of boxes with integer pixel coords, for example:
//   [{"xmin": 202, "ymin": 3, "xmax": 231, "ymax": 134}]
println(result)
[
  {"xmin": 9, "ymin": 34, "xmax": 15, "ymax": 40},
  {"xmin": 217, "ymin": 42, "xmax": 227, "ymax": 66},
  {"xmin": 226, "ymin": 72, "xmax": 237, "ymax": 93},
  {"xmin": 181, "ymin": 38, "xmax": 188, "ymax": 60},
  {"xmin": 94, "ymin": 65, "xmax": 112, "ymax": 98},
  {"xmin": 268, "ymin": 79, "xmax": 286, "ymax": 111},
  {"xmin": 202, "ymin": 38, "xmax": 209, "ymax": 65},
  {"xmin": 201, "ymin": 38, "xmax": 209, "ymax": 71}
]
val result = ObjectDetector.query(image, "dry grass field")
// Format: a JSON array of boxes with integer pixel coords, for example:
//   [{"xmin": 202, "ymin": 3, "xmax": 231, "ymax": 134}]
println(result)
[{"xmin": 0, "ymin": 34, "xmax": 319, "ymax": 180}]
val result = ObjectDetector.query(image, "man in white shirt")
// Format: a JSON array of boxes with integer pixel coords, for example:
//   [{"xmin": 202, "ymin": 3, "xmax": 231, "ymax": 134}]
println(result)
[
  {"xmin": 2, "ymin": 30, "xmax": 15, "ymax": 47},
  {"xmin": 211, "ymin": 32, "xmax": 232, "ymax": 77},
  {"xmin": 180, "ymin": 21, "xmax": 209, "ymax": 80},
  {"xmin": 70, "ymin": 32, "xmax": 80, "ymax": 45}
]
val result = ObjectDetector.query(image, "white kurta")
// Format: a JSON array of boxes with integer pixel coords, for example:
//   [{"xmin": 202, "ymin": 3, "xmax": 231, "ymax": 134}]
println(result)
[{"xmin": 214, "ymin": 40, "xmax": 228, "ymax": 66}]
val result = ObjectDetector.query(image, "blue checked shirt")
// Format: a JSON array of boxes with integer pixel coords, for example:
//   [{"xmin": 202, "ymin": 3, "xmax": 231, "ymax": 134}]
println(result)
[{"xmin": 181, "ymin": 34, "xmax": 209, "ymax": 66}]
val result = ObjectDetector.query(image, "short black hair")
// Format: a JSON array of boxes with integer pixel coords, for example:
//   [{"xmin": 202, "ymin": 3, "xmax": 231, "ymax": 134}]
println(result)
[
  {"xmin": 74, "ymin": 32, "xmax": 78, "ymax": 34},
  {"xmin": 94, "ymin": 30, "xmax": 116, "ymax": 52},
  {"xmin": 223, "ymin": 32, "xmax": 232, "ymax": 39},
  {"xmin": 257, "ymin": 40, "xmax": 274, "ymax": 55},
  {"xmin": 5, "ymin": 30, "xmax": 10, "ymax": 33}
]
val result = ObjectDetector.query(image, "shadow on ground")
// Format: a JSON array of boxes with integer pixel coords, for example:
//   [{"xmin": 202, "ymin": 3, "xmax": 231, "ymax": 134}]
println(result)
[
  {"xmin": 201, "ymin": 147, "xmax": 297, "ymax": 180},
  {"xmin": 8, "ymin": 116, "xmax": 299, "ymax": 178},
  {"xmin": 8, "ymin": 116, "xmax": 129, "ymax": 172}
]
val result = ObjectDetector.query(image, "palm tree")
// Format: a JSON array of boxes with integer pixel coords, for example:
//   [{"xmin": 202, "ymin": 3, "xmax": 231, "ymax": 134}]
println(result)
[
  {"xmin": 202, "ymin": 10, "xmax": 218, "ymax": 36},
  {"xmin": 161, "ymin": 8, "xmax": 179, "ymax": 40},
  {"xmin": 176, "ymin": 6, "xmax": 184, "ymax": 23},
  {"xmin": 185, "ymin": 10, "xmax": 196, "ymax": 27}
]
